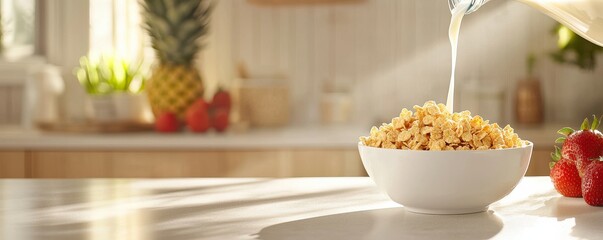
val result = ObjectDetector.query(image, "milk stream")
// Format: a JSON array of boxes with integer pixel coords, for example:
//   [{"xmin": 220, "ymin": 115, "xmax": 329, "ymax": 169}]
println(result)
[{"xmin": 446, "ymin": 0, "xmax": 471, "ymax": 113}]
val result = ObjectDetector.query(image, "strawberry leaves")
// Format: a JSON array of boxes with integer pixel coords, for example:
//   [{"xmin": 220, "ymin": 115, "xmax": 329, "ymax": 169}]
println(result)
[
  {"xmin": 581, "ymin": 118, "xmax": 590, "ymax": 131},
  {"xmin": 550, "ymin": 145, "xmax": 562, "ymax": 169},
  {"xmin": 556, "ymin": 115, "xmax": 602, "ymax": 144},
  {"xmin": 556, "ymin": 128, "xmax": 573, "ymax": 144},
  {"xmin": 579, "ymin": 115, "xmax": 601, "ymax": 131},
  {"xmin": 591, "ymin": 115, "xmax": 601, "ymax": 130},
  {"xmin": 558, "ymin": 127, "xmax": 575, "ymax": 136},
  {"xmin": 556, "ymin": 137, "xmax": 566, "ymax": 144}
]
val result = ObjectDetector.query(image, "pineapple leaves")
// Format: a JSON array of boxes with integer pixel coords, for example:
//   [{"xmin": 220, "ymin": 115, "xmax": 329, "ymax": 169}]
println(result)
[
  {"xmin": 166, "ymin": 6, "xmax": 180, "ymax": 27},
  {"xmin": 141, "ymin": 0, "xmax": 212, "ymax": 65},
  {"xmin": 142, "ymin": 0, "xmax": 166, "ymax": 17}
]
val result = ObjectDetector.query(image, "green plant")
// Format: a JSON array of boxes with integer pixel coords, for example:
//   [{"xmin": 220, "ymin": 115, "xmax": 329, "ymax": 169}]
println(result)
[
  {"xmin": 75, "ymin": 55, "xmax": 148, "ymax": 95},
  {"xmin": 551, "ymin": 24, "xmax": 603, "ymax": 70}
]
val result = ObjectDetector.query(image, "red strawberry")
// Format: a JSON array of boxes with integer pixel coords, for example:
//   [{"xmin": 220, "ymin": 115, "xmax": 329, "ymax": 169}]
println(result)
[
  {"xmin": 212, "ymin": 108, "xmax": 229, "ymax": 132},
  {"xmin": 186, "ymin": 100, "xmax": 211, "ymax": 133},
  {"xmin": 556, "ymin": 115, "xmax": 603, "ymax": 177},
  {"xmin": 155, "ymin": 112, "xmax": 180, "ymax": 133},
  {"xmin": 190, "ymin": 98, "xmax": 210, "ymax": 111},
  {"xmin": 210, "ymin": 89, "xmax": 231, "ymax": 111},
  {"xmin": 550, "ymin": 155, "xmax": 583, "ymax": 198},
  {"xmin": 582, "ymin": 157, "xmax": 603, "ymax": 206}
]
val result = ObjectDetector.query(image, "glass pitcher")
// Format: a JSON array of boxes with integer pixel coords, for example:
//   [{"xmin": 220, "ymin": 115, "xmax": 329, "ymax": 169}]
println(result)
[{"xmin": 449, "ymin": 0, "xmax": 603, "ymax": 46}]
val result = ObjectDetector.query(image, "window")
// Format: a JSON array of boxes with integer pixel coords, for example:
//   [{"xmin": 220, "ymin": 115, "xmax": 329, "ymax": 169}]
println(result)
[
  {"xmin": 89, "ymin": 0, "xmax": 147, "ymax": 61},
  {"xmin": 1, "ymin": 0, "xmax": 36, "ymax": 59}
]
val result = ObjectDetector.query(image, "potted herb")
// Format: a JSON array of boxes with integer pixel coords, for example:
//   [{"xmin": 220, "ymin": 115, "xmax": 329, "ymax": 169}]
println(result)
[
  {"xmin": 75, "ymin": 55, "xmax": 150, "ymax": 123},
  {"xmin": 551, "ymin": 24, "xmax": 603, "ymax": 70}
]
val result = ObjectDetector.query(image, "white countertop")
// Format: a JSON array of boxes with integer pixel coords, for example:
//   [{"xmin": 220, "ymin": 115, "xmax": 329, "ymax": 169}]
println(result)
[
  {"xmin": 1, "ymin": 177, "xmax": 600, "ymax": 240},
  {"xmin": 0, "ymin": 124, "xmax": 560, "ymax": 150}
]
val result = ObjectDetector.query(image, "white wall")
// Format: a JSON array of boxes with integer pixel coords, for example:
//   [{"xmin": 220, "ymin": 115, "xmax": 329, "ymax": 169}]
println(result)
[
  {"xmin": 44, "ymin": 0, "xmax": 90, "ymax": 122},
  {"xmin": 4, "ymin": 0, "xmax": 601, "ymax": 127},
  {"xmin": 201, "ymin": 0, "xmax": 603, "ymax": 126}
]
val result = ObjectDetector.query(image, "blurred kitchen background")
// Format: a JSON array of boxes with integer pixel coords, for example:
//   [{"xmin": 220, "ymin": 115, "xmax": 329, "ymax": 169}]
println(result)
[{"xmin": 0, "ymin": 0, "xmax": 601, "ymax": 178}]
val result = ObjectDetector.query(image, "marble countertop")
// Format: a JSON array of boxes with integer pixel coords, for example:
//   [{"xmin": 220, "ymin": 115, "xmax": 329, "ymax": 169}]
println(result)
[
  {"xmin": 0, "ymin": 124, "xmax": 560, "ymax": 150},
  {"xmin": 1, "ymin": 177, "xmax": 601, "ymax": 240}
]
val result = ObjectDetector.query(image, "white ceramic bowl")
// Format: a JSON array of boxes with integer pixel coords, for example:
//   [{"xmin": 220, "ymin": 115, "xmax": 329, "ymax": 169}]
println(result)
[{"xmin": 358, "ymin": 141, "xmax": 533, "ymax": 214}]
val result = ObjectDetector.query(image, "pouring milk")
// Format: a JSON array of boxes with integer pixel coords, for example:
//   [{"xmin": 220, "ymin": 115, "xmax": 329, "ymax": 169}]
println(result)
[{"xmin": 447, "ymin": 0, "xmax": 603, "ymax": 112}]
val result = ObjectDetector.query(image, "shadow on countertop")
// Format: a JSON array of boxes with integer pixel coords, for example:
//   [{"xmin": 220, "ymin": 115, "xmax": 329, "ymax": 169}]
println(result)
[{"xmin": 255, "ymin": 207, "xmax": 503, "ymax": 240}]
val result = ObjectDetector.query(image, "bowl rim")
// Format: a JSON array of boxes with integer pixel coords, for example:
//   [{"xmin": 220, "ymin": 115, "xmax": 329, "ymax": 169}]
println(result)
[{"xmin": 358, "ymin": 140, "xmax": 533, "ymax": 153}]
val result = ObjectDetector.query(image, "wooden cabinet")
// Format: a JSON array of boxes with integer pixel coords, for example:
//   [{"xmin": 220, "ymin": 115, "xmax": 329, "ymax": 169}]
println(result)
[
  {"xmin": 525, "ymin": 149, "xmax": 551, "ymax": 177},
  {"xmin": 0, "ymin": 147, "xmax": 552, "ymax": 178},
  {"xmin": 1, "ymin": 149, "xmax": 365, "ymax": 178},
  {"xmin": 0, "ymin": 151, "xmax": 28, "ymax": 178}
]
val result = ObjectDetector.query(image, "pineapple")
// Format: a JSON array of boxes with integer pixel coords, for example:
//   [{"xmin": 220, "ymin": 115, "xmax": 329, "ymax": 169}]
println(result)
[{"xmin": 141, "ymin": 0, "xmax": 211, "ymax": 119}]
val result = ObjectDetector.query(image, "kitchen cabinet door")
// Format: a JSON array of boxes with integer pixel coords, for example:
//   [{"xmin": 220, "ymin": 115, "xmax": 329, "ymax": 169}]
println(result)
[{"xmin": 0, "ymin": 151, "xmax": 27, "ymax": 178}]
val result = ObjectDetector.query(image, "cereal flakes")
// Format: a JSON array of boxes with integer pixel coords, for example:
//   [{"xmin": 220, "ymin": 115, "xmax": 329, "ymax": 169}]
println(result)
[{"xmin": 360, "ymin": 101, "xmax": 525, "ymax": 150}]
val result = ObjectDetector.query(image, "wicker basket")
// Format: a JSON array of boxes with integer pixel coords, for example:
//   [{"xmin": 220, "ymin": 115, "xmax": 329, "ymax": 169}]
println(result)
[{"xmin": 237, "ymin": 78, "xmax": 290, "ymax": 127}]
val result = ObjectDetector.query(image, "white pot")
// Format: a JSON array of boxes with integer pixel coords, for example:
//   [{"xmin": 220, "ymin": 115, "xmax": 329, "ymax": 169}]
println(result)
[
  {"xmin": 112, "ymin": 92, "xmax": 153, "ymax": 123},
  {"xmin": 87, "ymin": 95, "xmax": 117, "ymax": 123},
  {"xmin": 87, "ymin": 93, "xmax": 153, "ymax": 123}
]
